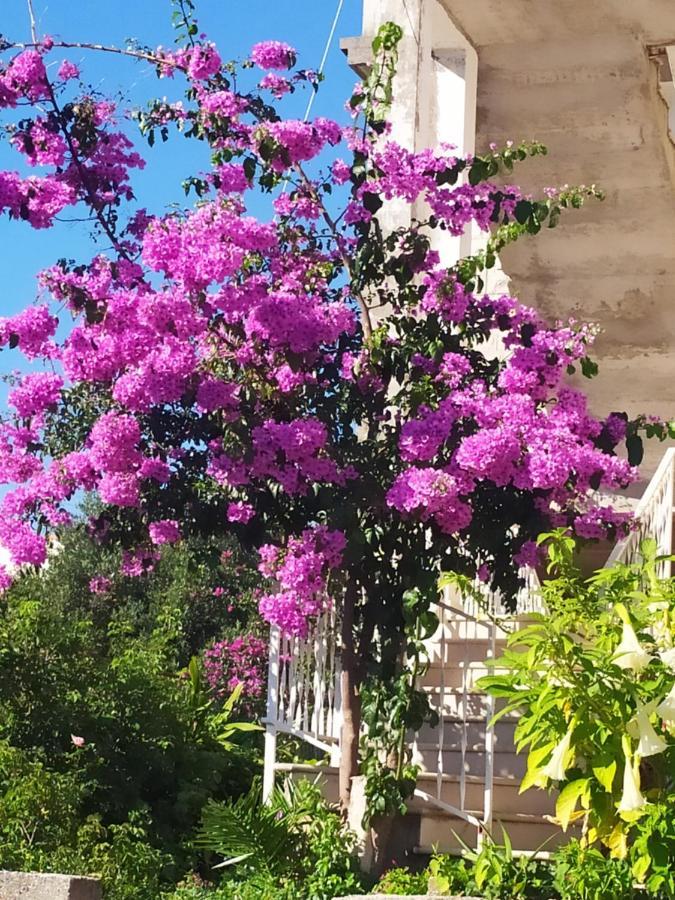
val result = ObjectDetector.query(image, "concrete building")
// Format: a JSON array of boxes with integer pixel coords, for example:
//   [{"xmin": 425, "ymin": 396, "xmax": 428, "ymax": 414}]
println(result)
[{"xmin": 343, "ymin": 0, "xmax": 675, "ymax": 481}]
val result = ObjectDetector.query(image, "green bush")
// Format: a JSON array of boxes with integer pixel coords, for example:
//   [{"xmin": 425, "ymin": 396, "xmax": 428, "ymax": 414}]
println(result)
[
  {"xmin": 552, "ymin": 840, "xmax": 636, "ymax": 900},
  {"xmin": 0, "ymin": 526, "xmax": 263, "ymax": 896},
  {"xmin": 459, "ymin": 836, "xmax": 555, "ymax": 900},
  {"xmin": 372, "ymin": 865, "xmax": 428, "ymax": 894},
  {"xmin": 478, "ymin": 534, "xmax": 675, "ymax": 891},
  {"xmin": 195, "ymin": 780, "xmax": 366, "ymax": 899}
]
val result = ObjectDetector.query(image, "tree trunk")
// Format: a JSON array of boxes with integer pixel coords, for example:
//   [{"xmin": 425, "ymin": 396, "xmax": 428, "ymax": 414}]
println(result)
[{"xmin": 339, "ymin": 580, "xmax": 361, "ymax": 810}]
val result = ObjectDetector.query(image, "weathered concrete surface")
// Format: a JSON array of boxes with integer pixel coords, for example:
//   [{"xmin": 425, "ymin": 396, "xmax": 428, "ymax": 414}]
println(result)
[
  {"xmin": 336, "ymin": 896, "xmax": 482, "ymax": 899},
  {"xmin": 440, "ymin": 0, "xmax": 675, "ymax": 479},
  {"xmin": 0, "ymin": 871, "xmax": 102, "ymax": 899},
  {"xmin": 346, "ymin": 0, "xmax": 675, "ymax": 479}
]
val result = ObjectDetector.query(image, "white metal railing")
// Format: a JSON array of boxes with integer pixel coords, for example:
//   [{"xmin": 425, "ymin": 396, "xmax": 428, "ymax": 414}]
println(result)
[
  {"xmin": 263, "ymin": 606, "xmax": 341, "ymax": 801},
  {"xmin": 262, "ymin": 567, "xmax": 544, "ymax": 834},
  {"xmin": 605, "ymin": 448, "xmax": 675, "ymax": 577},
  {"xmin": 411, "ymin": 567, "xmax": 544, "ymax": 844}
]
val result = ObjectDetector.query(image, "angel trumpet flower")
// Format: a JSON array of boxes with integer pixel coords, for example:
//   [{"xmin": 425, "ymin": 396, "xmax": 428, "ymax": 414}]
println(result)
[
  {"xmin": 617, "ymin": 749, "xmax": 646, "ymax": 815},
  {"xmin": 541, "ymin": 723, "xmax": 574, "ymax": 782},
  {"xmin": 612, "ymin": 611, "xmax": 650, "ymax": 673},
  {"xmin": 656, "ymin": 685, "xmax": 675, "ymax": 725},
  {"xmin": 628, "ymin": 703, "xmax": 667, "ymax": 757}
]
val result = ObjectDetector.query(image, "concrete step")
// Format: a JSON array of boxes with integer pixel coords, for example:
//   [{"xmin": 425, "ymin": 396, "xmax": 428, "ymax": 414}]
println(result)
[
  {"xmin": 422, "ymin": 685, "xmax": 500, "ymax": 718},
  {"xmin": 476, "ymin": 32, "xmax": 644, "ymax": 83},
  {"xmin": 424, "ymin": 634, "xmax": 511, "ymax": 661},
  {"xmin": 412, "ymin": 716, "xmax": 516, "ymax": 749},
  {"xmin": 425, "ymin": 692, "xmax": 490, "ymax": 720},
  {"xmin": 276, "ymin": 762, "xmax": 340, "ymax": 804},
  {"xmin": 420, "ymin": 661, "xmax": 501, "ymax": 692},
  {"xmin": 413, "ymin": 746, "xmax": 526, "ymax": 781},
  {"xmin": 417, "ymin": 811, "xmax": 569, "ymax": 853},
  {"xmin": 477, "ymin": 81, "xmax": 654, "ymax": 137},
  {"xmin": 495, "ymin": 224, "xmax": 675, "ymax": 276},
  {"xmin": 411, "ymin": 773, "xmax": 556, "ymax": 819}
]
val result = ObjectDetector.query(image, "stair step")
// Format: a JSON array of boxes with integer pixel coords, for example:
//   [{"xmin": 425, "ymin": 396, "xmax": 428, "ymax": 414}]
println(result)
[
  {"xmin": 420, "ymin": 662, "xmax": 503, "ymax": 692},
  {"xmin": 412, "ymin": 717, "xmax": 516, "ymax": 748},
  {"xmin": 413, "ymin": 747, "xmax": 527, "ymax": 781},
  {"xmin": 418, "ymin": 812, "xmax": 569, "ymax": 852},
  {"xmin": 410, "ymin": 774, "xmax": 556, "ymax": 818},
  {"xmin": 422, "ymin": 688, "xmax": 511, "ymax": 719}
]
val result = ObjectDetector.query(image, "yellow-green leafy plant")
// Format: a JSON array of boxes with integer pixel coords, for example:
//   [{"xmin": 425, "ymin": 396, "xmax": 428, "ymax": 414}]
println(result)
[{"xmin": 478, "ymin": 532, "xmax": 675, "ymax": 894}]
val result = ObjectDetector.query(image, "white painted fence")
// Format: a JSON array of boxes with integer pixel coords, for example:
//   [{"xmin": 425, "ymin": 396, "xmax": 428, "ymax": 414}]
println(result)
[{"xmin": 263, "ymin": 606, "xmax": 341, "ymax": 800}]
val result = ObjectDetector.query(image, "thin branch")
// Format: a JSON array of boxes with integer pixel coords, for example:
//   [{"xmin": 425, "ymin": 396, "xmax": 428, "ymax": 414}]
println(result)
[
  {"xmin": 43, "ymin": 77, "xmax": 130, "ymax": 258},
  {"xmin": 7, "ymin": 39, "xmax": 168, "ymax": 68},
  {"xmin": 293, "ymin": 161, "xmax": 373, "ymax": 340}
]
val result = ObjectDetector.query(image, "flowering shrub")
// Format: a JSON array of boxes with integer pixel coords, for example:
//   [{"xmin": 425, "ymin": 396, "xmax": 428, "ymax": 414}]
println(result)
[
  {"xmin": 0, "ymin": 22, "xmax": 639, "ymax": 604},
  {"xmin": 480, "ymin": 533, "xmax": 675, "ymax": 896},
  {"xmin": 0, "ymin": 4, "xmax": 659, "ymax": 808},
  {"xmin": 204, "ymin": 635, "xmax": 268, "ymax": 712}
]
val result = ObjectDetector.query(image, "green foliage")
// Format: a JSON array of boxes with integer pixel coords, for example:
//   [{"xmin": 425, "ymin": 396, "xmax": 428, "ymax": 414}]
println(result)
[
  {"xmin": 360, "ymin": 587, "xmax": 439, "ymax": 823},
  {"xmin": 195, "ymin": 779, "xmax": 365, "ymax": 899},
  {"xmin": 0, "ymin": 525, "xmax": 262, "ymax": 896},
  {"xmin": 460, "ymin": 834, "xmax": 555, "ymax": 900},
  {"xmin": 372, "ymin": 865, "xmax": 428, "ymax": 894},
  {"xmin": 629, "ymin": 798, "xmax": 675, "ymax": 897},
  {"xmin": 552, "ymin": 840, "xmax": 636, "ymax": 900},
  {"xmin": 478, "ymin": 533, "xmax": 675, "ymax": 886},
  {"xmin": 425, "ymin": 852, "xmax": 471, "ymax": 894},
  {"xmin": 0, "ymin": 744, "xmax": 171, "ymax": 900},
  {"xmin": 52, "ymin": 812, "xmax": 173, "ymax": 900}
]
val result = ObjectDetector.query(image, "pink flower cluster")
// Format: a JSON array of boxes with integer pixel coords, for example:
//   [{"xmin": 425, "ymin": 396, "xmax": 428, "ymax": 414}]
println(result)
[
  {"xmin": 258, "ymin": 526, "xmax": 346, "ymax": 636},
  {"xmin": 89, "ymin": 575, "xmax": 112, "ymax": 594},
  {"xmin": 204, "ymin": 634, "xmax": 268, "ymax": 711},
  {"xmin": 148, "ymin": 519, "xmax": 181, "ymax": 545},
  {"xmin": 8, "ymin": 372, "xmax": 63, "ymax": 419},
  {"xmin": 251, "ymin": 41, "xmax": 296, "ymax": 71}
]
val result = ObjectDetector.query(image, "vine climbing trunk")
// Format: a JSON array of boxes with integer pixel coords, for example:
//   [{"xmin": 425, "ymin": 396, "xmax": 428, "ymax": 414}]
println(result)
[{"xmin": 338, "ymin": 579, "xmax": 361, "ymax": 811}]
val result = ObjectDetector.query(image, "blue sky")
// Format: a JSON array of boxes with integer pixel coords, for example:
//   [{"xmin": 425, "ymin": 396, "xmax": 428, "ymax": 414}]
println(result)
[{"xmin": 0, "ymin": 0, "xmax": 363, "ymax": 320}]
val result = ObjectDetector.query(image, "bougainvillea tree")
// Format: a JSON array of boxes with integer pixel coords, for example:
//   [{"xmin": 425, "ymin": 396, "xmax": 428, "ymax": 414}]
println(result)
[{"xmin": 0, "ymin": 4, "xmax": 644, "ymax": 809}]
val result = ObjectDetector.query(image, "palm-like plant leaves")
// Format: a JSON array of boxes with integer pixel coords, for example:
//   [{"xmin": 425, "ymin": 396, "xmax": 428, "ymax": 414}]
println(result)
[{"xmin": 194, "ymin": 780, "xmax": 312, "ymax": 877}]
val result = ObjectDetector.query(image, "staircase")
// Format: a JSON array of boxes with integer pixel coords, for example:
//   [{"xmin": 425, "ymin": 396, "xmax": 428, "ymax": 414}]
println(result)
[{"xmin": 407, "ymin": 594, "xmax": 562, "ymax": 853}]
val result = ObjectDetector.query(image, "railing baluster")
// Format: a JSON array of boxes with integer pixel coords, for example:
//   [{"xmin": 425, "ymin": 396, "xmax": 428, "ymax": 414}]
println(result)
[
  {"xmin": 437, "ymin": 601, "xmax": 446, "ymax": 803},
  {"xmin": 480, "ymin": 616, "xmax": 496, "ymax": 850},
  {"xmin": 263, "ymin": 625, "xmax": 281, "ymax": 803}
]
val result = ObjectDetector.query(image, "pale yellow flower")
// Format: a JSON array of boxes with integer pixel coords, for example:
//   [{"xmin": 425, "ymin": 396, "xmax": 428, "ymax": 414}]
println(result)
[
  {"xmin": 628, "ymin": 703, "xmax": 667, "ymax": 758},
  {"xmin": 656, "ymin": 685, "xmax": 675, "ymax": 725},
  {"xmin": 613, "ymin": 620, "xmax": 650, "ymax": 672},
  {"xmin": 617, "ymin": 750, "xmax": 645, "ymax": 815},
  {"xmin": 541, "ymin": 724, "xmax": 574, "ymax": 782}
]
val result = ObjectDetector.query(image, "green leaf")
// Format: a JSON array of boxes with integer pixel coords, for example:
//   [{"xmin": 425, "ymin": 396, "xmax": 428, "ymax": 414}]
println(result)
[
  {"xmin": 626, "ymin": 433, "xmax": 644, "ymax": 467},
  {"xmin": 513, "ymin": 200, "xmax": 533, "ymax": 224},
  {"xmin": 580, "ymin": 356, "xmax": 599, "ymax": 379},
  {"xmin": 593, "ymin": 760, "xmax": 617, "ymax": 793},
  {"xmin": 555, "ymin": 778, "xmax": 590, "ymax": 831}
]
